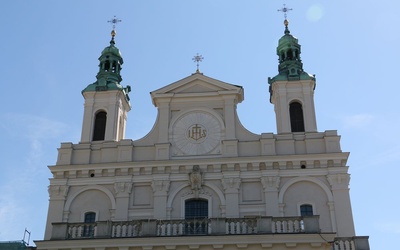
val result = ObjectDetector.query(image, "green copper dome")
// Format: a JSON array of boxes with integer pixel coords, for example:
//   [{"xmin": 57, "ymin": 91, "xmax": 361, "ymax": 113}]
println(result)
[
  {"xmin": 82, "ymin": 32, "xmax": 130, "ymax": 101},
  {"xmin": 101, "ymin": 40, "xmax": 122, "ymax": 58}
]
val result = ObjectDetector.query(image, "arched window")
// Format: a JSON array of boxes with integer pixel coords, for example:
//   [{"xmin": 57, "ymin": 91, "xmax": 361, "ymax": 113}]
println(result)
[
  {"xmin": 289, "ymin": 102, "xmax": 305, "ymax": 132},
  {"xmin": 185, "ymin": 199, "xmax": 208, "ymax": 235},
  {"xmin": 92, "ymin": 111, "xmax": 107, "ymax": 141},
  {"xmin": 83, "ymin": 212, "xmax": 96, "ymax": 237},
  {"xmin": 300, "ymin": 204, "xmax": 313, "ymax": 216}
]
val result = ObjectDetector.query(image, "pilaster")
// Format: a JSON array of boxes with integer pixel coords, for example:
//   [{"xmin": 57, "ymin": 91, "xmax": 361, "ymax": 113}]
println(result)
[
  {"xmin": 151, "ymin": 178, "xmax": 171, "ymax": 219},
  {"xmin": 261, "ymin": 176, "xmax": 280, "ymax": 216},
  {"xmin": 45, "ymin": 184, "xmax": 69, "ymax": 240},
  {"xmin": 114, "ymin": 181, "xmax": 133, "ymax": 221},
  {"xmin": 221, "ymin": 175, "xmax": 241, "ymax": 217},
  {"xmin": 327, "ymin": 173, "xmax": 355, "ymax": 236}
]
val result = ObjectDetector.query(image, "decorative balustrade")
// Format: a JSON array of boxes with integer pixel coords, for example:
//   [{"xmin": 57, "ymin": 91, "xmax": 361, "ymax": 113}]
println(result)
[
  {"xmin": 333, "ymin": 237, "xmax": 370, "ymax": 250},
  {"xmin": 50, "ymin": 216, "xmax": 367, "ymax": 250},
  {"xmin": 67, "ymin": 223, "xmax": 97, "ymax": 239},
  {"xmin": 156, "ymin": 218, "xmax": 210, "ymax": 236},
  {"xmin": 271, "ymin": 217, "xmax": 303, "ymax": 233},
  {"xmin": 226, "ymin": 217, "xmax": 257, "ymax": 234},
  {"xmin": 53, "ymin": 216, "xmax": 320, "ymax": 240},
  {"xmin": 112, "ymin": 221, "xmax": 142, "ymax": 237}
]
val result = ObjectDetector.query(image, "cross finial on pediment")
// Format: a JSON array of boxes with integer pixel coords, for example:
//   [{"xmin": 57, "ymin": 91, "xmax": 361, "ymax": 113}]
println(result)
[{"xmin": 192, "ymin": 53, "xmax": 204, "ymax": 73}]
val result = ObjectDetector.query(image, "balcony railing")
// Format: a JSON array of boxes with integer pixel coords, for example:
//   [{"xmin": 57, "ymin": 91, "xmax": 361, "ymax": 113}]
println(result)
[
  {"xmin": 50, "ymin": 216, "xmax": 369, "ymax": 250},
  {"xmin": 51, "ymin": 216, "xmax": 319, "ymax": 240},
  {"xmin": 333, "ymin": 236, "xmax": 370, "ymax": 250}
]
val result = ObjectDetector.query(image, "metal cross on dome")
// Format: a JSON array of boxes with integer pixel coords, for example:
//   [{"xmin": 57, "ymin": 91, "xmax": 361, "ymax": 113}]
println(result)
[
  {"xmin": 108, "ymin": 16, "xmax": 122, "ymax": 30},
  {"xmin": 278, "ymin": 4, "xmax": 293, "ymax": 20},
  {"xmin": 192, "ymin": 53, "xmax": 204, "ymax": 73}
]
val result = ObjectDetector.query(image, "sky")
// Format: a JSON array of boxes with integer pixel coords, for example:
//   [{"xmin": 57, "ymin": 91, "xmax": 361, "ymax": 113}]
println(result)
[{"xmin": 0, "ymin": 1, "xmax": 398, "ymax": 249}]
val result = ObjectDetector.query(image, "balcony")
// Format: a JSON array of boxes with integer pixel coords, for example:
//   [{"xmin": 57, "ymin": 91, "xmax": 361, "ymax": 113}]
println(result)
[
  {"xmin": 50, "ymin": 216, "xmax": 369, "ymax": 250},
  {"xmin": 52, "ymin": 216, "xmax": 316, "ymax": 239}
]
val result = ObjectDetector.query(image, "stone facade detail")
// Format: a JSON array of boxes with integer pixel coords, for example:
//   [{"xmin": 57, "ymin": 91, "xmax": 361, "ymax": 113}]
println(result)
[
  {"xmin": 261, "ymin": 176, "xmax": 280, "ymax": 192},
  {"xmin": 48, "ymin": 185, "xmax": 69, "ymax": 199},
  {"xmin": 189, "ymin": 165, "xmax": 203, "ymax": 190},
  {"xmin": 221, "ymin": 177, "xmax": 241, "ymax": 193}
]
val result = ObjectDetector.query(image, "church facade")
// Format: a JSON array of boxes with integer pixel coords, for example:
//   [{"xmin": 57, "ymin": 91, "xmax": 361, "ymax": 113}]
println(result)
[{"xmin": 35, "ymin": 19, "xmax": 369, "ymax": 250}]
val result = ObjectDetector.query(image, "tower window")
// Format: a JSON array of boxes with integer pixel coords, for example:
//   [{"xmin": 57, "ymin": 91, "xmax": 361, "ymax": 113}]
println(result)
[
  {"xmin": 289, "ymin": 102, "xmax": 305, "ymax": 132},
  {"xmin": 300, "ymin": 204, "xmax": 313, "ymax": 216},
  {"xmin": 104, "ymin": 60, "xmax": 110, "ymax": 72},
  {"xmin": 185, "ymin": 199, "xmax": 208, "ymax": 235},
  {"xmin": 93, "ymin": 111, "xmax": 107, "ymax": 141},
  {"xmin": 287, "ymin": 49, "xmax": 293, "ymax": 60},
  {"xmin": 83, "ymin": 212, "xmax": 96, "ymax": 237}
]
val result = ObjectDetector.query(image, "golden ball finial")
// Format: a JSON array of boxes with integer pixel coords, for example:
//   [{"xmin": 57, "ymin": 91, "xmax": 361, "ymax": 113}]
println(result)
[
  {"xmin": 111, "ymin": 29, "xmax": 116, "ymax": 38},
  {"xmin": 284, "ymin": 19, "xmax": 289, "ymax": 27}
]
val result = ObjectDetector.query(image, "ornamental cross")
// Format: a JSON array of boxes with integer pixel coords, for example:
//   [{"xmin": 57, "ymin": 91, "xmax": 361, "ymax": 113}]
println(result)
[
  {"xmin": 192, "ymin": 53, "xmax": 204, "ymax": 73},
  {"xmin": 108, "ymin": 16, "xmax": 122, "ymax": 30},
  {"xmin": 278, "ymin": 4, "xmax": 293, "ymax": 19}
]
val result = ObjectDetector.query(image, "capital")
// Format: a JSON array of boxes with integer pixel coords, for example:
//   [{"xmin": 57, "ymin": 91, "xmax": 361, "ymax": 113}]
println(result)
[
  {"xmin": 221, "ymin": 178, "xmax": 241, "ymax": 192},
  {"xmin": 48, "ymin": 185, "xmax": 69, "ymax": 199},
  {"xmin": 261, "ymin": 176, "xmax": 280, "ymax": 191},
  {"xmin": 327, "ymin": 174, "xmax": 350, "ymax": 190},
  {"xmin": 151, "ymin": 180, "xmax": 170, "ymax": 195}
]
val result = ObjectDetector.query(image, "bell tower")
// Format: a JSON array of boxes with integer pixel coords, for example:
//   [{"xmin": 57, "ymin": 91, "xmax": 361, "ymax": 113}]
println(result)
[
  {"xmin": 268, "ymin": 17, "xmax": 317, "ymax": 134},
  {"xmin": 80, "ymin": 20, "xmax": 131, "ymax": 143}
]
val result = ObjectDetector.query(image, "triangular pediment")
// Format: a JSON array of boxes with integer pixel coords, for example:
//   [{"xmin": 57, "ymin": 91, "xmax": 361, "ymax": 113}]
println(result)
[
  {"xmin": 150, "ymin": 73, "xmax": 244, "ymax": 106},
  {"xmin": 152, "ymin": 73, "xmax": 242, "ymax": 94}
]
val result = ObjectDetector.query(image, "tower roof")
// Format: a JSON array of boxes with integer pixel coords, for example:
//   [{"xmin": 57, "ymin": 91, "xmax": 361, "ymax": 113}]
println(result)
[
  {"xmin": 268, "ymin": 19, "xmax": 315, "ymax": 84},
  {"xmin": 82, "ymin": 28, "xmax": 130, "ymax": 102}
]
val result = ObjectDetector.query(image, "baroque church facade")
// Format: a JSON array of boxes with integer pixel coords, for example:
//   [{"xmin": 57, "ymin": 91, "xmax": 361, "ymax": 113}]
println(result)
[{"xmin": 35, "ymin": 18, "xmax": 369, "ymax": 250}]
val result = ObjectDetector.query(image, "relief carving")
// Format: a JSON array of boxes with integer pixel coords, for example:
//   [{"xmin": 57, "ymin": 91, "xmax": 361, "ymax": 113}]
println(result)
[{"xmin": 189, "ymin": 165, "xmax": 203, "ymax": 190}]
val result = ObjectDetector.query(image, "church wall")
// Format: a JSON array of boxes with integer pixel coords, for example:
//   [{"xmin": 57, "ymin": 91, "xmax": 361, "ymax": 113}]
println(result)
[
  {"xmin": 238, "ymin": 141, "xmax": 261, "ymax": 156},
  {"xmin": 56, "ymin": 130, "xmax": 343, "ymax": 166},
  {"xmin": 281, "ymin": 180, "xmax": 333, "ymax": 232},
  {"xmin": 68, "ymin": 189, "xmax": 113, "ymax": 222}
]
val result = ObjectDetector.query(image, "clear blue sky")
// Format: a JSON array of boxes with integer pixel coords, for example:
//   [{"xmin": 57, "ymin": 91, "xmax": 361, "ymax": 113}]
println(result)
[{"xmin": 0, "ymin": 1, "xmax": 397, "ymax": 249}]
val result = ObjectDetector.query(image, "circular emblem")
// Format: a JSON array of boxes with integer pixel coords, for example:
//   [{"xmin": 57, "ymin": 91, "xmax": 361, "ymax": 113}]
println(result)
[{"xmin": 172, "ymin": 112, "xmax": 221, "ymax": 155}]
